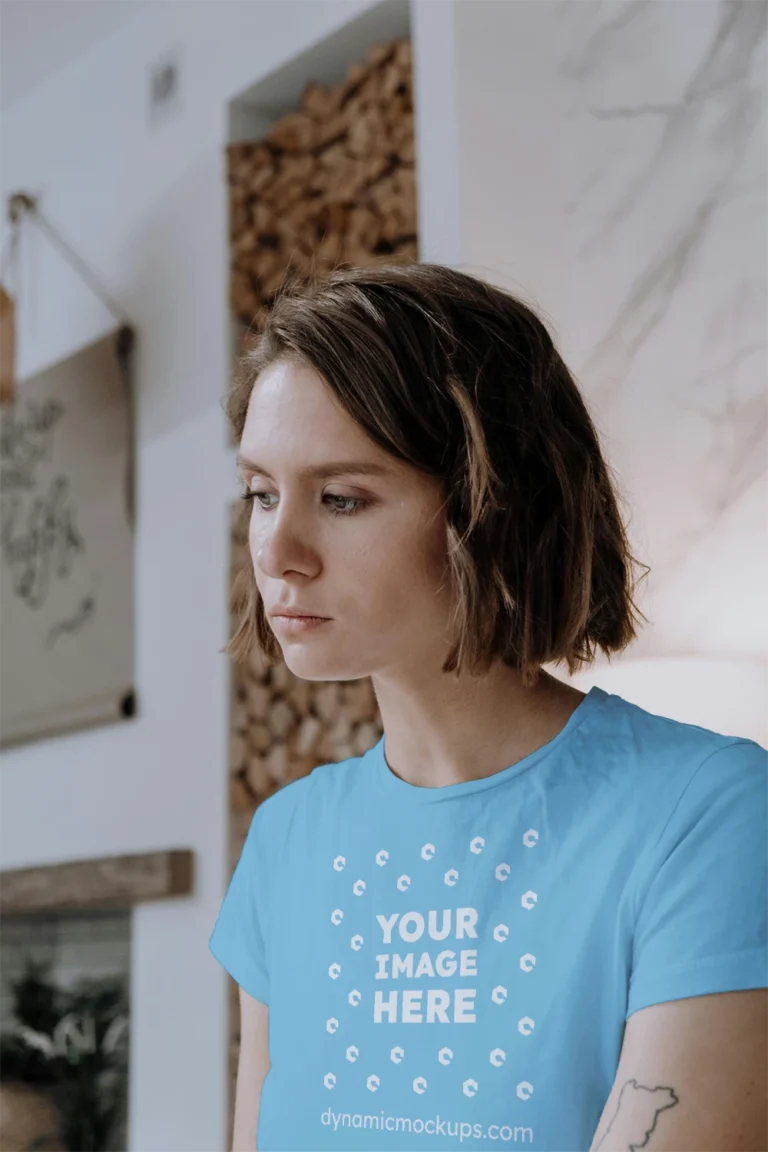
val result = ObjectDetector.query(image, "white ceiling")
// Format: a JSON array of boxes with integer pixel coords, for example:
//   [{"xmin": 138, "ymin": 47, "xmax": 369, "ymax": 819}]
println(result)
[{"xmin": 0, "ymin": 0, "xmax": 150, "ymax": 110}]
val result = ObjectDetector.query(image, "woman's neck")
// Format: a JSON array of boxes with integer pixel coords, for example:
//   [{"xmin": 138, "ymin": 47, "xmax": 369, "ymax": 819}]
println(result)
[{"xmin": 371, "ymin": 662, "xmax": 587, "ymax": 790}]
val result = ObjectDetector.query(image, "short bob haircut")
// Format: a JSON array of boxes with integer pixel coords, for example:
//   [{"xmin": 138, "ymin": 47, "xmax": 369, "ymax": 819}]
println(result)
[{"xmin": 224, "ymin": 262, "xmax": 649, "ymax": 688}]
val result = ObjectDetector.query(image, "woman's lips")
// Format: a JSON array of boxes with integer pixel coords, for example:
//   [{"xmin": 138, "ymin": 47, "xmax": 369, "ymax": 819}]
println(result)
[{"xmin": 272, "ymin": 615, "xmax": 331, "ymax": 634}]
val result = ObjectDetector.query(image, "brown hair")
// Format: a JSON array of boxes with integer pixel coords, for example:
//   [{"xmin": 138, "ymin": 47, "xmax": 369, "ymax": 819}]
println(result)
[{"xmin": 224, "ymin": 262, "xmax": 649, "ymax": 687}]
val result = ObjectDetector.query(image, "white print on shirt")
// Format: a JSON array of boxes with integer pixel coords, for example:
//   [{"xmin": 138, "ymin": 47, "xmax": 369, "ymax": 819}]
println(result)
[
  {"xmin": 323, "ymin": 831, "xmax": 541, "ymax": 1104},
  {"xmin": 373, "ymin": 907, "xmax": 479, "ymax": 1023}
]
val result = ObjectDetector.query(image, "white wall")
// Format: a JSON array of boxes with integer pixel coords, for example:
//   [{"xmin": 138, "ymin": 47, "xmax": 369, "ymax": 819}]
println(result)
[
  {"xmin": 448, "ymin": 0, "xmax": 767, "ymax": 745},
  {"xmin": 545, "ymin": 0, "xmax": 768, "ymax": 741},
  {"xmin": 0, "ymin": 3, "xmax": 391, "ymax": 1148},
  {"xmin": 0, "ymin": 0, "xmax": 150, "ymax": 109}
]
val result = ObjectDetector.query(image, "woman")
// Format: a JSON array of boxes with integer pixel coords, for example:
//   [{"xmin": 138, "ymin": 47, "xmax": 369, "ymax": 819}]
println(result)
[{"xmin": 209, "ymin": 264, "xmax": 767, "ymax": 1152}]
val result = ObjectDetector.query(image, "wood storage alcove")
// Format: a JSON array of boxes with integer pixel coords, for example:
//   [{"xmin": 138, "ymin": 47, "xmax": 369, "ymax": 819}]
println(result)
[
  {"xmin": 224, "ymin": 29, "xmax": 418, "ymax": 1138},
  {"xmin": 228, "ymin": 36, "xmax": 417, "ymax": 334}
]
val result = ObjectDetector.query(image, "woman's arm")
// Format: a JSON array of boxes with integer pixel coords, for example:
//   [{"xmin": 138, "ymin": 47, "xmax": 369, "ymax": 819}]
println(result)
[{"xmin": 232, "ymin": 987, "xmax": 270, "ymax": 1152}]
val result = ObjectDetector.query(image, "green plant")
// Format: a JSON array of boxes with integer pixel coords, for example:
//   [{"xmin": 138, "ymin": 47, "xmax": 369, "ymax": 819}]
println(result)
[{"xmin": 0, "ymin": 957, "xmax": 129, "ymax": 1151}]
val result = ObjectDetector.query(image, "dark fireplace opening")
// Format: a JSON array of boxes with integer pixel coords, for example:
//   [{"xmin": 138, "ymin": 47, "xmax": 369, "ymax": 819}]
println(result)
[{"xmin": 0, "ymin": 908, "xmax": 130, "ymax": 1152}]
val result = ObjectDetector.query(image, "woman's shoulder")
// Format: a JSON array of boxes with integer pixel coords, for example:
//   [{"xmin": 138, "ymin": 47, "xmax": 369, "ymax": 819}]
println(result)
[
  {"xmin": 585, "ymin": 689, "xmax": 766, "ymax": 826},
  {"xmin": 254, "ymin": 746, "xmax": 372, "ymax": 832},
  {"xmin": 591, "ymin": 686, "xmax": 762, "ymax": 762}
]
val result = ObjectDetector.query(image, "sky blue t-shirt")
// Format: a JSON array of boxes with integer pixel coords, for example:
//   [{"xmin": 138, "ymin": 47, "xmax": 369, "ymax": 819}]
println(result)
[{"xmin": 209, "ymin": 685, "xmax": 768, "ymax": 1151}]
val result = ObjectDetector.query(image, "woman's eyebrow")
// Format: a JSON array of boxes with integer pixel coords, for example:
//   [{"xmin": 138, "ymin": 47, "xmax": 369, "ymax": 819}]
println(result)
[{"xmin": 235, "ymin": 455, "xmax": 393, "ymax": 481}]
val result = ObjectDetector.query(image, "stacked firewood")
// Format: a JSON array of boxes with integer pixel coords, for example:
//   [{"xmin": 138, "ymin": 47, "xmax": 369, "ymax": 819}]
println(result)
[{"xmin": 227, "ymin": 37, "xmax": 418, "ymax": 331}]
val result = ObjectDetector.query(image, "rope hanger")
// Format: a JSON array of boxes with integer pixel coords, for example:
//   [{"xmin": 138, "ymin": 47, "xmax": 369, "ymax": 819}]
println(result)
[
  {"xmin": 0, "ymin": 198, "xmax": 135, "ymax": 410},
  {"xmin": 0, "ymin": 193, "xmax": 137, "ymax": 530},
  {"xmin": 0, "ymin": 191, "xmax": 132, "ymax": 329}
]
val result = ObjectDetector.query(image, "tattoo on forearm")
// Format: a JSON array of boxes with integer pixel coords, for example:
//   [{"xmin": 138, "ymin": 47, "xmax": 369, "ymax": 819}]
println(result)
[{"xmin": 594, "ymin": 1079, "xmax": 680, "ymax": 1150}]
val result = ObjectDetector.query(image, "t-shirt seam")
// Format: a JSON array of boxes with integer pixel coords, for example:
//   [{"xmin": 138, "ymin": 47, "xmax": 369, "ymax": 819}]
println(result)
[
  {"xmin": 251, "ymin": 801, "xmax": 274, "ymax": 998},
  {"xmin": 629, "ymin": 737, "xmax": 751, "ymax": 928},
  {"xmin": 630, "ymin": 944, "xmax": 767, "ymax": 984},
  {"xmin": 373, "ymin": 687, "xmax": 612, "ymax": 804},
  {"xmin": 209, "ymin": 932, "xmax": 269, "ymax": 1004},
  {"xmin": 261, "ymin": 776, "xmax": 313, "ymax": 992}
]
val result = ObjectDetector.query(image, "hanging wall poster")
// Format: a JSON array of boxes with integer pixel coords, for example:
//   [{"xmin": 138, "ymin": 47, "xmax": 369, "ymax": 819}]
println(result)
[{"xmin": 0, "ymin": 326, "xmax": 136, "ymax": 747}]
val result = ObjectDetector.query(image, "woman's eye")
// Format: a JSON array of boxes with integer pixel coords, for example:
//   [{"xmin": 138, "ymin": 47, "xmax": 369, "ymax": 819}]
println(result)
[
  {"xmin": 325, "ymin": 494, "xmax": 368, "ymax": 517},
  {"xmin": 242, "ymin": 491, "xmax": 275, "ymax": 509},
  {"xmin": 239, "ymin": 491, "xmax": 368, "ymax": 518},
  {"xmin": 240, "ymin": 490, "xmax": 274, "ymax": 508}
]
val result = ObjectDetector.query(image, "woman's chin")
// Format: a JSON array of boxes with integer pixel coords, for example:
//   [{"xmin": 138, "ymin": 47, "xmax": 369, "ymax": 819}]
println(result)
[{"xmin": 280, "ymin": 650, "xmax": 365, "ymax": 683}]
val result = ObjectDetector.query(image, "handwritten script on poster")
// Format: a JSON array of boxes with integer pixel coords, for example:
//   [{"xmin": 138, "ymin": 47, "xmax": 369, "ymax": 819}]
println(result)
[{"xmin": 0, "ymin": 328, "xmax": 135, "ymax": 746}]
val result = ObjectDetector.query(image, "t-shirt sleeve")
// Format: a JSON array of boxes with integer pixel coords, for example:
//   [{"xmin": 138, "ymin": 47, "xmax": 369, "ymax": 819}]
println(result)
[
  {"xmin": 209, "ymin": 802, "xmax": 271, "ymax": 1005},
  {"xmin": 627, "ymin": 737, "xmax": 768, "ymax": 1020}
]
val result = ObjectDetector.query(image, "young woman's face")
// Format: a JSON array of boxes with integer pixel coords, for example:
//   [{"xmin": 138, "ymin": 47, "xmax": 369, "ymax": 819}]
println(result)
[{"xmin": 237, "ymin": 358, "xmax": 454, "ymax": 682}]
